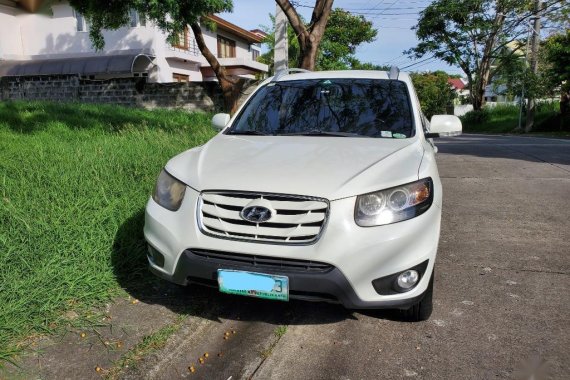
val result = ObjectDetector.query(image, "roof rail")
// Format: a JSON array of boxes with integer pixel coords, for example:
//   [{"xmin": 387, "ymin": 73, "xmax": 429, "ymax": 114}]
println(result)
[
  {"xmin": 271, "ymin": 68, "xmax": 312, "ymax": 82},
  {"xmin": 389, "ymin": 65, "xmax": 400, "ymax": 80}
]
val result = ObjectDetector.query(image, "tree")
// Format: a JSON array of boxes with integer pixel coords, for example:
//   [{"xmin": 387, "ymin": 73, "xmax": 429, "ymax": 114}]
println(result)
[
  {"xmin": 259, "ymin": 8, "xmax": 377, "ymax": 72},
  {"xmin": 541, "ymin": 29, "xmax": 570, "ymax": 117},
  {"xmin": 69, "ymin": 0, "xmax": 246, "ymax": 113},
  {"xmin": 411, "ymin": 71, "xmax": 457, "ymax": 119},
  {"xmin": 489, "ymin": 44, "xmax": 530, "ymax": 101},
  {"xmin": 275, "ymin": 0, "xmax": 334, "ymax": 70},
  {"xmin": 348, "ymin": 60, "xmax": 390, "ymax": 71},
  {"xmin": 407, "ymin": 0, "xmax": 564, "ymax": 111},
  {"xmin": 316, "ymin": 9, "xmax": 377, "ymax": 70}
]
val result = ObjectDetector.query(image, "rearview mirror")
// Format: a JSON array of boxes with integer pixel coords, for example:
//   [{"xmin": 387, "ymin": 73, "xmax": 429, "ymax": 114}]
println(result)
[
  {"xmin": 212, "ymin": 113, "xmax": 230, "ymax": 131},
  {"xmin": 426, "ymin": 115, "xmax": 462, "ymax": 138}
]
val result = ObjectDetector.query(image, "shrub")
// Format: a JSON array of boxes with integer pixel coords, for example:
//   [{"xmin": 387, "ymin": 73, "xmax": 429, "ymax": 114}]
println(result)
[{"xmin": 460, "ymin": 108, "xmax": 490, "ymax": 125}]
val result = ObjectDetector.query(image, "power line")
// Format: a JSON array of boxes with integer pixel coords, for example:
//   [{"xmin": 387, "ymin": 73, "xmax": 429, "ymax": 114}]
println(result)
[
  {"xmin": 383, "ymin": 53, "xmax": 407, "ymax": 64},
  {"xmin": 400, "ymin": 55, "xmax": 435, "ymax": 69},
  {"xmin": 293, "ymin": 1, "xmax": 428, "ymax": 13},
  {"xmin": 349, "ymin": 11, "xmax": 422, "ymax": 16},
  {"xmin": 405, "ymin": 58, "xmax": 438, "ymax": 71}
]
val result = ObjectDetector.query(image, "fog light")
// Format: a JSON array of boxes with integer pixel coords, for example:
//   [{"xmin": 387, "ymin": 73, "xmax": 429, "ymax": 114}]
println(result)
[
  {"xmin": 397, "ymin": 270, "xmax": 419, "ymax": 289},
  {"xmin": 147, "ymin": 245, "xmax": 165, "ymax": 268}
]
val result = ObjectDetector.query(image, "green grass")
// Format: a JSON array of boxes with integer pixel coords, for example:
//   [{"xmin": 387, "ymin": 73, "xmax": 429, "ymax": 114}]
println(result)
[
  {"xmin": 274, "ymin": 325, "xmax": 287, "ymax": 338},
  {"xmin": 0, "ymin": 101, "xmax": 215, "ymax": 363},
  {"xmin": 460, "ymin": 102, "xmax": 567, "ymax": 134}
]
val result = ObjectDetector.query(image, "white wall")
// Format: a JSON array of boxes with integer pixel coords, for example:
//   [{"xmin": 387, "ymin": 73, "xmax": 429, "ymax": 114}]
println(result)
[
  {"xmin": 200, "ymin": 28, "xmax": 255, "ymax": 62},
  {"xmin": 0, "ymin": 2, "xmax": 158, "ymax": 59},
  {"xmin": 18, "ymin": 3, "xmax": 157, "ymax": 58},
  {"xmin": 165, "ymin": 58, "xmax": 203, "ymax": 81},
  {"xmin": 0, "ymin": 5, "xmax": 25, "ymax": 59},
  {"xmin": 200, "ymin": 27, "xmax": 218, "ymax": 65},
  {"xmin": 1, "ymin": 1, "xmax": 266, "ymax": 83}
]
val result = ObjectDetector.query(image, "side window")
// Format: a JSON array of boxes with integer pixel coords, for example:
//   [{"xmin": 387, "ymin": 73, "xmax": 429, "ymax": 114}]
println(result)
[
  {"xmin": 129, "ymin": 10, "xmax": 146, "ymax": 27},
  {"xmin": 217, "ymin": 36, "xmax": 236, "ymax": 58},
  {"xmin": 173, "ymin": 73, "xmax": 189, "ymax": 82},
  {"xmin": 173, "ymin": 28, "xmax": 189, "ymax": 49},
  {"xmin": 73, "ymin": 10, "xmax": 88, "ymax": 32}
]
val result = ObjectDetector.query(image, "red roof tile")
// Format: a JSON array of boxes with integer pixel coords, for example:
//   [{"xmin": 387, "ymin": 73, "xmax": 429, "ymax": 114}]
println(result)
[{"xmin": 448, "ymin": 78, "xmax": 466, "ymax": 90}]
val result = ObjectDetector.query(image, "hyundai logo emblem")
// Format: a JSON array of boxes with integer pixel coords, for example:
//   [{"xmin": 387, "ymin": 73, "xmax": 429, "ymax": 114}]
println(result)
[{"xmin": 240, "ymin": 206, "xmax": 272, "ymax": 223}]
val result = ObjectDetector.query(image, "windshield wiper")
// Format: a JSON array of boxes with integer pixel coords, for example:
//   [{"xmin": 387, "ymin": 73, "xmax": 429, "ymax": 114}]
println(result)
[
  {"xmin": 227, "ymin": 130, "xmax": 270, "ymax": 136},
  {"xmin": 279, "ymin": 130, "xmax": 364, "ymax": 137}
]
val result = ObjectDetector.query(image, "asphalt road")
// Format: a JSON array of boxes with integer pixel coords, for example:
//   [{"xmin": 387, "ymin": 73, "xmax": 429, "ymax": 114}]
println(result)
[{"xmin": 6, "ymin": 134, "xmax": 569, "ymax": 380}]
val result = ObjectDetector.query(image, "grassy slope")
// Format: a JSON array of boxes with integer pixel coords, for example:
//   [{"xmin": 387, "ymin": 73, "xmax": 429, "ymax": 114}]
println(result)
[
  {"xmin": 0, "ymin": 101, "xmax": 215, "ymax": 362},
  {"xmin": 460, "ymin": 102, "xmax": 565, "ymax": 134}
]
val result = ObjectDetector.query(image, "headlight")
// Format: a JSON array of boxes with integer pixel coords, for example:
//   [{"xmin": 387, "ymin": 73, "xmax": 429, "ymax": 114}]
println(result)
[
  {"xmin": 355, "ymin": 178, "xmax": 433, "ymax": 226},
  {"xmin": 152, "ymin": 169, "xmax": 186, "ymax": 211}
]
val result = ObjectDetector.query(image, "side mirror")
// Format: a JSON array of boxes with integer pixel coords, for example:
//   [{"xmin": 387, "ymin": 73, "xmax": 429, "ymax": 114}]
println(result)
[
  {"xmin": 212, "ymin": 113, "xmax": 230, "ymax": 131},
  {"xmin": 425, "ymin": 115, "xmax": 462, "ymax": 138}
]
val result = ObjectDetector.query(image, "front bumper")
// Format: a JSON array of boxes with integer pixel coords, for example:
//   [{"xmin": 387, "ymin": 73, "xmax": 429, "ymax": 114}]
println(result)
[
  {"xmin": 150, "ymin": 248, "xmax": 430, "ymax": 309},
  {"xmin": 144, "ymin": 187, "xmax": 441, "ymax": 309}
]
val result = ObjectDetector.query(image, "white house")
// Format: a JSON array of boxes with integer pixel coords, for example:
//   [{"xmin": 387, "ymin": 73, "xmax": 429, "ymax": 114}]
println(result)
[{"xmin": 0, "ymin": 0, "xmax": 268, "ymax": 82}]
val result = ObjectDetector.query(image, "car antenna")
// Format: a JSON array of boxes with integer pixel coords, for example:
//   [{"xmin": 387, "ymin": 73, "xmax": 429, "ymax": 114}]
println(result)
[{"xmin": 389, "ymin": 66, "xmax": 400, "ymax": 80}]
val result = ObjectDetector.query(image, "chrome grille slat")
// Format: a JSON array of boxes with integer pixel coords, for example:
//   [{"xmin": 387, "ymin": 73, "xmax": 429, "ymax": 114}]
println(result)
[
  {"xmin": 198, "ymin": 191, "xmax": 329, "ymax": 244},
  {"xmin": 201, "ymin": 203, "xmax": 325, "ymax": 224},
  {"xmin": 202, "ymin": 193, "xmax": 326, "ymax": 211},
  {"xmin": 202, "ymin": 216, "xmax": 322, "ymax": 237}
]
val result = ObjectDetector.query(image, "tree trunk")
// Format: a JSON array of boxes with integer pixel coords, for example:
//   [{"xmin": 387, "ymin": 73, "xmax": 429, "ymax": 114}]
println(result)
[
  {"xmin": 560, "ymin": 90, "xmax": 569, "ymax": 130},
  {"xmin": 472, "ymin": 94, "xmax": 484, "ymax": 112},
  {"xmin": 525, "ymin": 0, "xmax": 544, "ymax": 133},
  {"xmin": 299, "ymin": 37, "xmax": 320, "ymax": 70},
  {"xmin": 469, "ymin": 11, "xmax": 505, "ymax": 112},
  {"xmin": 190, "ymin": 23, "xmax": 240, "ymax": 114},
  {"xmin": 471, "ymin": 77, "xmax": 486, "ymax": 112},
  {"xmin": 276, "ymin": 0, "xmax": 333, "ymax": 70}
]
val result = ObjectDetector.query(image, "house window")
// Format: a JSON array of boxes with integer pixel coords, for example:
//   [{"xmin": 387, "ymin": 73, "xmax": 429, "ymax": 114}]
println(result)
[
  {"xmin": 217, "ymin": 36, "xmax": 236, "ymax": 58},
  {"xmin": 129, "ymin": 10, "xmax": 146, "ymax": 27},
  {"xmin": 173, "ymin": 28, "xmax": 189, "ymax": 49},
  {"xmin": 173, "ymin": 73, "xmax": 189, "ymax": 82},
  {"xmin": 252, "ymin": 49, "xmax": 260, "ymax": 61},
  {"xmin": 74, "ymin": 10, "xmax": 88, "ymax": 32}
]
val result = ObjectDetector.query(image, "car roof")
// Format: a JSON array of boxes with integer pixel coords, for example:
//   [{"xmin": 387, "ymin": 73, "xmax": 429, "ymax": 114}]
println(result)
[{"xmin": 271, "ymin": 70, "xmax": 411, "ymax": 82}]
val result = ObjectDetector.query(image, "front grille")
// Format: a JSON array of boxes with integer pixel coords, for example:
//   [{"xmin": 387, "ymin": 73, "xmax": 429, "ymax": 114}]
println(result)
[
  {"xmin": 189, "ymin": 249, "xmax": 334, "ymax": 273},
  {"xmin": 198, "ymin": 191, "xmax": 329, "ymax": 244}
]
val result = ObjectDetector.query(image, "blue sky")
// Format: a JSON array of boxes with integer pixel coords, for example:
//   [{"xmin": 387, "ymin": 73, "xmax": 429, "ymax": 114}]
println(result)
[{"xmin": 220, "ymin": 0, "xmax": 464, "ymax": 75}]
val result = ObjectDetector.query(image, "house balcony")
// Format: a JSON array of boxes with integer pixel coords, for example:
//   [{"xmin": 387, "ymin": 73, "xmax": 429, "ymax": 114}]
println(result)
[
  {"xmin": 217, "ymin": 57, "xmax": 268, "ymax": 73},
  {"xmin": 200, "ymin": 57, "xmax": 268, "ymax": 80},
  {"xmin": 164, "ymin": 38, "xmax": 202, "ymax": 63}
]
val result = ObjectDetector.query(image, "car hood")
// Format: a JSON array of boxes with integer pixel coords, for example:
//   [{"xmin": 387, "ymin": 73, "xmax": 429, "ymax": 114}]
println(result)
[{"xmin": 166, "ymin": 134, "xmax": 425, "ymax": 200}]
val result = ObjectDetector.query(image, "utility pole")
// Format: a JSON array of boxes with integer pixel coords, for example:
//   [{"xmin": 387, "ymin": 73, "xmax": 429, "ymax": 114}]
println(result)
[
  {"xmin": 525, "ymin": 0, "xmax": 544, "ymax": 133},
  {"xmin": 274, "ymin": 4, "xmax": 289, "ymax": 73}
]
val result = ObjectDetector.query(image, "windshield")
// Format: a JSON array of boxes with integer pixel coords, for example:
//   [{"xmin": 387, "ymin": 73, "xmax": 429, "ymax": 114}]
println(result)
[{"xmin": 227, "ymin": 79, "xmax": 415, "ymax": 138}]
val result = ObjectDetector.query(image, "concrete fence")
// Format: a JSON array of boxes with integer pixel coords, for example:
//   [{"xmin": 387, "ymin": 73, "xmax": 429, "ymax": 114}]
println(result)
[{"xmin": 0, "ymin": 75, "xmax": 234, "ymax": 112}]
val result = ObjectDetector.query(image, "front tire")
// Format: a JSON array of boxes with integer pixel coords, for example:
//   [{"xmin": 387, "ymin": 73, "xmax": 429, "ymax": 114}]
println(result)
[{"xmin": 401, "ymin": 270, "xmax": 434, "ymax": 322}]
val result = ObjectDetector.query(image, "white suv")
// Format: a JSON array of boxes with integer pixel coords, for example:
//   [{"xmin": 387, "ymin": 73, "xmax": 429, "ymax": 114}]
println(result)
[{"xmin": 144, "ymin": 69, "xmax": 461, "ymax": 321}]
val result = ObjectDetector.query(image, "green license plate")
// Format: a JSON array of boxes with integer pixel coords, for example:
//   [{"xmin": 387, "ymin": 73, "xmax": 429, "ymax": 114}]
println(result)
[{"xmin": 217, "ymin": 269, "xmax": 289, "ymax": 302}]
